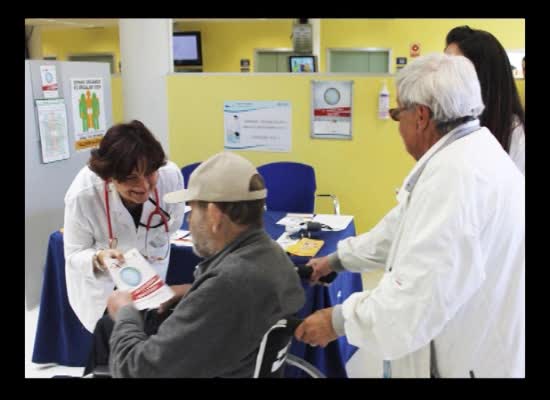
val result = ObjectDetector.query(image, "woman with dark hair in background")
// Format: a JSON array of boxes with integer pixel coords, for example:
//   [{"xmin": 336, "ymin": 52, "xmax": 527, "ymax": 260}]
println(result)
[{"xmin": 445, "ymin": 26, "xmax": 525, "ymax": 174}]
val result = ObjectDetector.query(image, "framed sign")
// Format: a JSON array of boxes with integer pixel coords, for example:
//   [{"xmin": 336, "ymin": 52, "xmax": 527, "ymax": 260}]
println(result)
[{"xmin": 311, "ymin": 80, "xmax": 353, "ymax": 140}]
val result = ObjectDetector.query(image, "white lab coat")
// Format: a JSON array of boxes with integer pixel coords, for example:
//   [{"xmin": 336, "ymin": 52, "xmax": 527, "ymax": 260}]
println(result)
[
  {"xmin": 338, "ymin": 125, "xmax": 525, "ymax": 378},
  {"xmin": 509, "ymin": 119, "xmax": 525, "ymax": 175},
  {"xmin": 63, "ymin": 161, "xmax": 186, "ymax": 332}
]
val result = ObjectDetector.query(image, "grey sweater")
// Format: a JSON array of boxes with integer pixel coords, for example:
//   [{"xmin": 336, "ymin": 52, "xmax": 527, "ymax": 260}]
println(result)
[{"xmin": 109, "ymin": 227, "xmax": 305, "ymax": 378}]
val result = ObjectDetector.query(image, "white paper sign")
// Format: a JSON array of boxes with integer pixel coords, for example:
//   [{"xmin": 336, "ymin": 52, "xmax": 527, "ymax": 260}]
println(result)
[
  {"xmin": 35, "ymin": 98, "xmax": 70, "ymax": 163},
  {"xmin": 224, "ymin": 101, "xmax": 291, "ymax": 152},
  {"xmin": 40, "ymin": 65, "xmax": 59, "ymax": 98},
  {"xmin": 70, "ymin": 77, "xmax": 107, "ymax": 151},
  {"xmin": 311, "ymin": 81, "xmax": 353, "ymax": 139}
]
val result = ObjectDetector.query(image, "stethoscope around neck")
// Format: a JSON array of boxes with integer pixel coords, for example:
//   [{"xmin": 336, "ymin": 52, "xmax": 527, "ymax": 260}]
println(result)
[{"xmin": 103, "ymin": 182, "xmax": 171, "ymax": 261}]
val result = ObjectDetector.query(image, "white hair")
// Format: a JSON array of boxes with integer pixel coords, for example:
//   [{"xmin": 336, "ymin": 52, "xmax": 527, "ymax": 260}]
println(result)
[{"xmin": 396, "ymin": 53, "xmax": 485, "ymax": 124}]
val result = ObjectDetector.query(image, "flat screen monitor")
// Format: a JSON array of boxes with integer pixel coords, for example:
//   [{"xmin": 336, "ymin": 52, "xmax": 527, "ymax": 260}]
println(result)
[
  {"xmin": 173, "ymin": 32, "xmax": 202, "ymax": 66},
  {"xmin": 289, "ymin": 55, "xmax": 316, "ymax": 72}
]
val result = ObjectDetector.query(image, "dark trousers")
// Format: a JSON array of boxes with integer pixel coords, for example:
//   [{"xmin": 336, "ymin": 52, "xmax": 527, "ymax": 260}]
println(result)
[{"xmin": 83, "ymin": 309, "xmax": 172, "ymax": 376}]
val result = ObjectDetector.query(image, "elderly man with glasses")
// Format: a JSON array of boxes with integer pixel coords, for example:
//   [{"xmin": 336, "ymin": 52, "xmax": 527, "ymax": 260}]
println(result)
[{"xmin": 296, "ymin": 53, "xmax": 525, "ymax": 378}]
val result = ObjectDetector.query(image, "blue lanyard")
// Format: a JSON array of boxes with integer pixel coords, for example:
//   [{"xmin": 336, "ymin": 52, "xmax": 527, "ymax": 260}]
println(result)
[{"xmin": 404, "ymin": 120, "xmax": 480, "ymax": 195}]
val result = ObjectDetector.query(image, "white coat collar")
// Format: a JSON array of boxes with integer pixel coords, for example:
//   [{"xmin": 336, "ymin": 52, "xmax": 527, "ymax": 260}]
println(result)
[{"xmin": 399, "ymin": 119, "xmax": 481, "ymax": 193}]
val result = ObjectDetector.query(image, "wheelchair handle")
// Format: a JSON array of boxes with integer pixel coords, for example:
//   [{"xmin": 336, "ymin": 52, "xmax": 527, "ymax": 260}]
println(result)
[
  {"xmin": 295, "ymin": 264, "xmax": 338, "ymax": 285},
  {"xmin": 285, "ymin": 316, "xmax": 304, "ymax": 333}
]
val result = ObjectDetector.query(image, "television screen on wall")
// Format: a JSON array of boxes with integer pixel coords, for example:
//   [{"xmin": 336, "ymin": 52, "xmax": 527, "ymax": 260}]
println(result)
[
  {"xmin": 289, "ymin": 55, "xmax": 316, "ymax": 72},
  {"xmin": 173, "ymin": 32, "xmax": 202, "ymax": 66}
]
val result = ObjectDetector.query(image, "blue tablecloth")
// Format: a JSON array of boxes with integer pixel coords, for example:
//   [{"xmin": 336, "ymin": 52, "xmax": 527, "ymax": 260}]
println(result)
[{"xmin": 32, "ymin": 211, "xmax": 362, "ymax": 377}]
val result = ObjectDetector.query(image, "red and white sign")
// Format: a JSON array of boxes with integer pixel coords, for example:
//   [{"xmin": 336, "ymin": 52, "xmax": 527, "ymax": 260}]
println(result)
[
  {"xmin": 410, "ymin": 42, "xmax": 421, "ymax": 58},
  {"xmin": 313, "ymin": 106, "xmax": 351, "ymax": 117},
  {"xmin": 311, "ymin": 81, "xmax": 353, "ymax": 139},
  {"xmin": 40, "ymin": 65, "xmax": 59, "ymax": 98}
]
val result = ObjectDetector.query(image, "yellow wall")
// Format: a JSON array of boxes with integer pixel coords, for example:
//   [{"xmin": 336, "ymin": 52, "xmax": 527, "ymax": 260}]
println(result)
[
  {"xmin": 321, "ymin": 19, "xmax": 525, "ymax": 73},
  {"xmin": 516, "ymin": 79, "xmax": 525, "ymax": 109},
  {"xmin": 41, "ymin": 27, "xmax": 120, "ymax": 72},
  {"xmin": 39, "ymin": 19, "xmax": 524, "ymax": 75},
  {"xmin": 174, "ymin": 20, "xmax": 293, "ymax": 72},
  {"xmin": 42, "ymin": 19, "xmax": 525, "ymax": 230},
  {"xmin": 111, "ymin": 75, "xmax": 124, "ymax": 123},
  {"xmin": 167, "ymin": 74, "xmax": 411, "ymax": 233}
]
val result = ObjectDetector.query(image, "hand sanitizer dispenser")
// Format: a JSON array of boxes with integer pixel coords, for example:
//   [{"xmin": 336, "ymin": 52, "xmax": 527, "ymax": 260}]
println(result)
[{"xmin": 378, "ymin": 80, "xmax": 390, "ymax": 120}]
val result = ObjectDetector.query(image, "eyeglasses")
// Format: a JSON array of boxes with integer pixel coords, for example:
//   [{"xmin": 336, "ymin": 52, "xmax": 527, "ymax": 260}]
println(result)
[
  {"xmin": 389, "ymin": 106, "xmax": 411, "ymax": 121},
  {"xmin": 390, "ymin": 104, "xmax": 434, "ymax": 122}
]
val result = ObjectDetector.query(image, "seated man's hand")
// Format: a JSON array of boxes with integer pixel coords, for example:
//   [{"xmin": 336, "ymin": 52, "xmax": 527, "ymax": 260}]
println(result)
[
  {"xmin": 306, "ymin": 256, "xmax": 333, "ymax": 283},
  {"xmin": 294, "ymin": 307, "xmax": 338, "ymax": 348},
  {"xmin": 107, "ymin": 290, "xmax": 134, "ymax": 320},
  {"xmin": 157, "ymin": 284, "xmax": 192, "ymax": 314}
]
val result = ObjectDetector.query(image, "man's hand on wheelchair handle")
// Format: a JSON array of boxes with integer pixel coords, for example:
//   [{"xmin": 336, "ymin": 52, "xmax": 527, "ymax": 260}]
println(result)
[
  {"xmin": 306, "ymin": 256, "xmax": 333, "ymax": 283},
  {"xmin": 294, "ymin": 307, "xmax": 338, "ymax": 348}
]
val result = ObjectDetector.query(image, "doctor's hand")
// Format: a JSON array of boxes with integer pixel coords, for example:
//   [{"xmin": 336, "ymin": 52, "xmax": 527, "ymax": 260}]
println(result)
[
  {"xmin": 307, "ymin": 256, "xmax": 333, "ymax": 283},
  {"xmin": 107, "ymin": 290, "xmax": 134, "ymax": 320},
  {"xmin": 95, "ymin": 249, "xmax": 125, "ymax": 271},
  {"xmin": 294, "ymin": 307, "xmax": 338, "ymax": 348},
  {"xmin": 157, "ymin": 284, "xmax": 192, "ymax": 314}
]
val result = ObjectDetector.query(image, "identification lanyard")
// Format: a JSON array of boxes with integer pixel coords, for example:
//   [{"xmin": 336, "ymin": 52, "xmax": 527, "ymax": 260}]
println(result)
[{"xmin": 404, "ymin": 119, "xmax": 480, "ymax": 196}]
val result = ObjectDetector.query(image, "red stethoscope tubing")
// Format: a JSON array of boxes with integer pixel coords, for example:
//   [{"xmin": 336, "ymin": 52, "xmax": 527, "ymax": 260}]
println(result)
[
  {"xmin": 104, "ymin": 182, "xmax": 167, "ymax": 249},
  {"xmin": 147, "ymin": 187, "xmax": 169, "ymax": 233}
]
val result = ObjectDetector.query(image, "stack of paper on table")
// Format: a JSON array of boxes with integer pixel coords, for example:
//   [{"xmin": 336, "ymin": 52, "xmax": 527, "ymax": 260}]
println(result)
[
  {"xmin": 312, "ymin": 214, "xmax": 354, "ymax": 231},
  {"xmin": 276, "ymin": 232, "xmax": 300, "ymax": 249},
  {"xmin": 276, "ymin": 213, "xmax": 353, "ymax": 231},
  {"xmin": 104, "ymin": 248, "xmax": 174, "ymax": 310},
  {"xmin": 276, "ymin": 213, "xmax": 314, "ymax": 226}
]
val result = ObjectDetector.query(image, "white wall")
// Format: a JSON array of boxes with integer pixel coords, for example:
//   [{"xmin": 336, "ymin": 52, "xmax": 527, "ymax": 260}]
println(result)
[{"xmin": 119, "ymin": 18, "xmax": 173, "ymax": 154}]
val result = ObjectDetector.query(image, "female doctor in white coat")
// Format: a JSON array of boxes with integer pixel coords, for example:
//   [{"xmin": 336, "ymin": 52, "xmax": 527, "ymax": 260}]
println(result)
[
  {"xmin": 295, "ymin": 54, "xmax": 525, "ymax": 378},
  {"xmin": 63, "ymin": 120, "xmax": 187, "ymax": 373}
]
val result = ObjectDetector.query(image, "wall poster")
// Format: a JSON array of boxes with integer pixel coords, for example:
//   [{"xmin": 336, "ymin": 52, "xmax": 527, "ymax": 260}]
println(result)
[
  {"xmin": 311, "ymin": 80, "xmax": 353, "ymax": 140},
  {"xmin": 223, "ymin": 101, "xmax": 291, "ymax": 152},
  {"xmin": 35, "ymin": 98, "xmax": 70, "ymax": 163},
  {"xmin": 70, "ymin": 77, "xmax": 107, "ymax": 151}
]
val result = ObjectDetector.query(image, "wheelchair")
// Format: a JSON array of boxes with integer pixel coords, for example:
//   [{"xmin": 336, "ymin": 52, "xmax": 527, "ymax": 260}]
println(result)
[
  {"xmin": 89, "ymin": 315, "xmax": 325, "ymax": 378},
  {"xmin": 88, "ymin": 265, "xmax": 331, "ymax": 378}
]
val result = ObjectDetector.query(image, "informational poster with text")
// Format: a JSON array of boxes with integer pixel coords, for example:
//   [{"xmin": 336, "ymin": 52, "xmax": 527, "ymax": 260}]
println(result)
[
  {"xmin": 104, "ymin": 248, "xmax": 174, "ymax": 310},
  {"xmin": 224, "ymin": 101, "xmax": 291, "ymax": 152},
  {"xmin": 311, "ymin": 80, "xmax": 353, "ymax": 140},
  {"xmin": 36, "ymin": 98, "xmax": 70, "ymax": 163},
  {"xmin": 70, "ymin": 77, "xmax": 107, "ymax": 151}
]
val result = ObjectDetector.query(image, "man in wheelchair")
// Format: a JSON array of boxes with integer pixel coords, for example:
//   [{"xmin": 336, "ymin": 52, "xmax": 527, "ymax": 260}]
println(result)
[{"xmin": 103, "ymin": 152, "xmax": 305, "ymax": 378}]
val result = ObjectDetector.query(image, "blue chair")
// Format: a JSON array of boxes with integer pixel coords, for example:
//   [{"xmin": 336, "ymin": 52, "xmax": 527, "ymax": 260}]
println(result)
[
  {"xmin": 181, "ymin": 162, "xmax": 201, "ymax": 189},
  {"xmin": 257, "ymin": 162, "xmax": 340, "ymax": 214}
]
